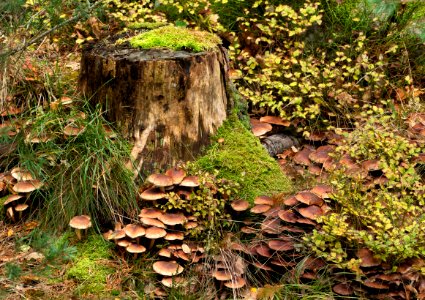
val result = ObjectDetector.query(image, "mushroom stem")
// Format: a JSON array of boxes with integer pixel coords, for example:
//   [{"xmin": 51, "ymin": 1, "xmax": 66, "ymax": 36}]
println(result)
[
  {"xmin": 75, "ymin": 229, "xmax": 82, "ymax": 240},
  {"xmin": 6, "ymin": 207, "xmax": 15, "ymax": 222},
  {"xmin": 148, "ymin": 239, "xmax": 155, "ymax": 250}
]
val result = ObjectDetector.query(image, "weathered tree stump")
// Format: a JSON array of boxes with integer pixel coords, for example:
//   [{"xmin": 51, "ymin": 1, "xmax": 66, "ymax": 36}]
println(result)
[{"xmin": 79, "ymin": 44, "xmax": 233, "ymax": 174}]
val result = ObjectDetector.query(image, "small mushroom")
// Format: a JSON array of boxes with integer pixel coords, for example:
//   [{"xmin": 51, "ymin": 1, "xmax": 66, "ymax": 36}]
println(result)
[
  {"xmin": 15, "ymin": 203, "xmax": 29, "ymax": 220},
  {"xmin": 153, "ymin": 260, "xmax": 184, "ymax": 276},
  {"xmin": 126, "ymin": 243, "xmax": 146, "ymax": 259},
  {"xmin": 145, "ymin": 226, "xmax": 167, "ymax": 249},
  {"xmin": 147, "ymin": 174, "xmax": 173, "ymax": 191},
  {"xmin": 69, "ymin": 215, "xmax": 92, "ymax": 240}
]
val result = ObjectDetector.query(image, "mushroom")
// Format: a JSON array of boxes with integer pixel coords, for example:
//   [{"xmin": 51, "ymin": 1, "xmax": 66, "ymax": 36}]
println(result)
[
  {"xmin": 224, "ymin": 276, "xmax": 246, "ymax": 289},
  {"xmin": 124, "ymin": 224, "xmax": 146, "ymax": 244},
  {"xmin": 11, "ymin": 167, "xmax": 34, "ymax": 181},
  {"xmin": 230, "ymin": 199, "xmax": 250, "ymax": 212},
  {"xmin": 12, "ymin": 179, "xmax": 43, "ymax": 193},
  {"xmin": 139, "ymin": 208, "xmax": 164, "ymax": 219},
  {"xmin": 161, "ymin": 276, "xmax": 185, "ymax": 288},
  {"xmin": 140, "ymin": 187, "xmax": 167, "ymax": 204},
  {"xmin": 147, "ymin": 174, "xmax": 173, "ymax": 192},
  {"xmin": 69, "ymin": 215, "xmax": 92, "ymax": 240},
  {"xmin": 153, "ymin": 260, "xmax": 184, "ymax": 276},
  {"xmin": 180, "ymin": 176, "xmax": 200, "ymax": 188},
  {"xmin": 126, "ymin": 243, "xmax": 146, "ymax": 259},
  {"xmin": 15, "ymin": 203, "xmax": 29, "ymax": 220},
  {"xmin": 159, "ymin": 213, "xmax": 187, "ymax": 227},
  {"xmin": 145, "ymin": 226, "xmax": 167, "ymax": 249},
  {"xmin": 165, "ymin": 168, "xmax": 186, "ymax": 185}
]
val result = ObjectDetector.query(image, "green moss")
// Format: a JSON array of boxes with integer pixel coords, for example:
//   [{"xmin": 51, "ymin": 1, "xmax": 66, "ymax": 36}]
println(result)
[
  {"xmin": 128, "ymin": 25, "xmax": 221, "ymax": 52},
  {"xmin": 194, "ymin": 114, "xmax": 292, "ymax": 203},
  {"xmin": 66, "ymin": 235, "xmax": 114, "ymax": 295},
  {"xmin": 128, "ymin": 21, "xmax": 167, "ymax": 30}
]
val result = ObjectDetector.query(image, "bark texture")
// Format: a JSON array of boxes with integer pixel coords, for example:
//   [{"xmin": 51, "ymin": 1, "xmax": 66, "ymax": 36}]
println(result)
[
  {"xmin": 79, "ymin": 45, "xmax": 232, "ymax": 174},
  {"xmin": 261, "ymin": 134, "xmax": 299, "ymax": 157}
]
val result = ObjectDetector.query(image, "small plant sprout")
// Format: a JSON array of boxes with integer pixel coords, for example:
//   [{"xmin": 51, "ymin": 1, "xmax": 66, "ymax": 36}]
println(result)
[{"xmin": 69, "ymin": 215, "xmax": 92, "ymax": 240}]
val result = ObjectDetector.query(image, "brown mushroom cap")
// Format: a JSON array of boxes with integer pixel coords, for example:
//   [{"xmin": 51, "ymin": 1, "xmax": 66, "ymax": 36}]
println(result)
[
  {"xmin": 108, "ymin": 229, "xmax": 126, "ymax": 240},
  {"xmin": 147, "ymin": 173, "xmax": 173, "ymax": 187},
  {"xmin": 278, "ymin": 210, "xmax": 298, "ymax": 223},
  {"xmin": 165, "ymin": 168, "xmax": 187, "ymax": 185},
  {"xmin": 140, "ymin": 217, "xmax": 166, "ymax": 228},
  {"xmin": 268, "ymin": 240, "xmax": 295, "ymax": 251},
  {"xmin": 251, "ymin": 120, "xmax": 272, "ymax": 137},
  {"xmin": 117, "ymin": 239, "xmax": 131, "ymax": 247},
  {"xmin": 153, "ymin": 261, "xmax": 184, "ymax": 276},
  {"xmin": 224, "ymin": 276, "xmax": 246, "ymax": 289},
  {"xmin": 126, "ymin": 243, "xmax": 146, "ymax": 254},
  {"xmin": 159, "ymin": 213, "xmax": 187, "ymax": 226},
  {"xmin": 124, "ymin": 224, "xmax": 146, "ymax": 239},
  {"xmin": 158, "ymin": 248, "xmax": 173, "ymax": 258},
  {"xmin": 145, "ymin": 227, "xmax": 167, "ymax": 239},
  {"xmin": 184, "ymin": 221, "xmax": 198, "ymax": 230},
  {"xmin": 139, "ymin": 208, "xmax": 164, "ymax": 219},
  {"xmin": 332, "ymin": 283, "xmax": 354, "ymax": 296},
  {"xmin": 261, "ymin": 218, "xmax": 283, "ymax": 234},
  {"xmin": 259, "ymin": 116, "xmax": 290, "ymax": 127},
  {"xmin": 164, "ymin": 231, "xmax": 185, "ymax": 241},
  {"xmin": 250, "ymin": 204, "xmax": 271, "ymax": 214},
  {"xmin": 213, "ymin": 270, "xmax": 232, "ymax": 281},
  {"xmin": 180, "ymin": 176, "xmax": 200, "ymax": 187},
  {"xmin": 69, "ymin": 215, "xmax": 92, "ymax": 230},
  {"xmin": 256, "ymin": 244, "xmax": 273, "ymax": 258},
  {"xmin": 310, "ymin": 185, "xmax": 332, "ymax": 199},
  {"xmin": 293, "ymin": 147, "xmax": 313, "ymax": 166},
  {"xmin": 295, "ymin": 191, "xmax": 324, "ymax": 206},
  {"xmin": 357, "ymin": 248, "xmax": 381, "ymax": 267},
  {"xmin": 298, "ymin": 205, "xmax": 324, "ymax": 220},
  {"xmin": 283, "ymin": 196, "xmax": 299, "ymax": 206},
  {"xmin": 254, "ymin": 195, "xmax": 274, "ymax": 206},
  {"xmin": 12, "ymin": 179, "xmax": 43, "ymax": 193},
  {"xmin": 4, "ymin": 194, "xmax": 23, "ymax": 206},
  {"xmin": 140, "ymin": 187, "xmax": 167, "ymax": 201},
  {"xmin": 161, "ymin": 276, "xmax": 185, "ymax": 288},
  {"xmin": 11, "ymin": 167, "xmax": 33, "ymax": 181},
  {"xmin": 14, "ymin": 203, "xmax": 29, "ymax": 212},
  {"xmin": 63, "ymin": 124, "xmax": 85, "ymax": 136},
  {"xmin": 230, "ymin": 199, "xmax": 250, "ymax": 212}
]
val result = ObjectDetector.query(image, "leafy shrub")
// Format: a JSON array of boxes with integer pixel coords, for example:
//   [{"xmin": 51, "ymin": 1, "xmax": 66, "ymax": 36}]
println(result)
[
  {"xmin": 305, "ymin": 111, "xmax": 425, "ymax": 271},
  {"xmin": 160, "ymin": 168, "xmax": 239, "ymax": 236}
]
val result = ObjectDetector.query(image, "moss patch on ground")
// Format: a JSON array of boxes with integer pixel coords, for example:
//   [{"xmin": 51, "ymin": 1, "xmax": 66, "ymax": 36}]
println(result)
[
  {"xmin": 128, "ymin": 25, "xmax": 221, "ymax": 52},
  {"xmin": 195, "ymin": 114, "xmax": 292, "ymax": 202},
  {"xmin": 66, "ymin": 235, "xmax": 115, "ymax": 295}
]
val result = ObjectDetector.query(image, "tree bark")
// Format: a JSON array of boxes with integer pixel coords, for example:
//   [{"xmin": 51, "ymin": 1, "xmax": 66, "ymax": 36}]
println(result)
[{"xmin": 79, "ymin": 45, "xmax": 232, "ymax": 174}]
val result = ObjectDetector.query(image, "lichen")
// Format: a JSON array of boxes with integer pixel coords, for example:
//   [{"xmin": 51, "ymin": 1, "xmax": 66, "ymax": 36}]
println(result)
[
  {"xmin": 128, "ymin": 25, "xmax": 221, "ymax": 52},
  {"xmin": 194, "ymin": 113, "xmax": 292, "ymax": 203},
  {"xmin": 66, "ymin": 235, "xmax": 114, "ymax": 295}
]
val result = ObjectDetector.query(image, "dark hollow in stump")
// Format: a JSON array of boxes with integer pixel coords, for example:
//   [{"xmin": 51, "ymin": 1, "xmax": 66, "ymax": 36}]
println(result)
[{"xmin": 79, "ymin": 45, "xmax": 233, "ymax": 174}]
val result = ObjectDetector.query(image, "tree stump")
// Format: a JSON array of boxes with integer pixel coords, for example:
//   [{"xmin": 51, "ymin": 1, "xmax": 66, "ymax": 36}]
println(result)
[{"xmin": 79, "ymin": 44, "xmax": 233, "ymax": 174}]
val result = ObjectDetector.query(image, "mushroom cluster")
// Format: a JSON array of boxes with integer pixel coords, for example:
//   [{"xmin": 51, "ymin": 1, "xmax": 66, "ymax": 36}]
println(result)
[
  {"xmin": 228, "ymin": 190, "xmax": 331, "ymax": 282},
  {"xmin": 1, "ymin": 167, "xmax": 43, "ymax": 222}
]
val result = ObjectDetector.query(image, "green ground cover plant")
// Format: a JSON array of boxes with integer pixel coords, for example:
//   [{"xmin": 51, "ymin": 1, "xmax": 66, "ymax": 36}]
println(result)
[
  {"xmin": 66, "ymin": 235, "xmax": 115, "ymax": 295},
  {"xmin": 194, "ymin": 114, "xmax": 292, "ymax": 202},
  {"xmin": 128, "ymin": 25, "xmax": 221, "ymax": 52}
]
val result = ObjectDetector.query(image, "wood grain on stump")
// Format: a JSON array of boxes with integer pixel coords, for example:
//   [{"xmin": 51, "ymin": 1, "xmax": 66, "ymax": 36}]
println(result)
[{"xmin": 79, "ymin": 45, "xmax": 232, "ymax": 174}]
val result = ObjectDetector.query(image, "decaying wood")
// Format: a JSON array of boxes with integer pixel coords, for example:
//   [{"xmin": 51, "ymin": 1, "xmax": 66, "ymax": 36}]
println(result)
[
  {"xmin": 79, "ymin": 43, "xmax": 233, "ymax": 174},
  {"xmin": 261, "ymin": 134, "xmax": 299, "ymax": 157}
]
